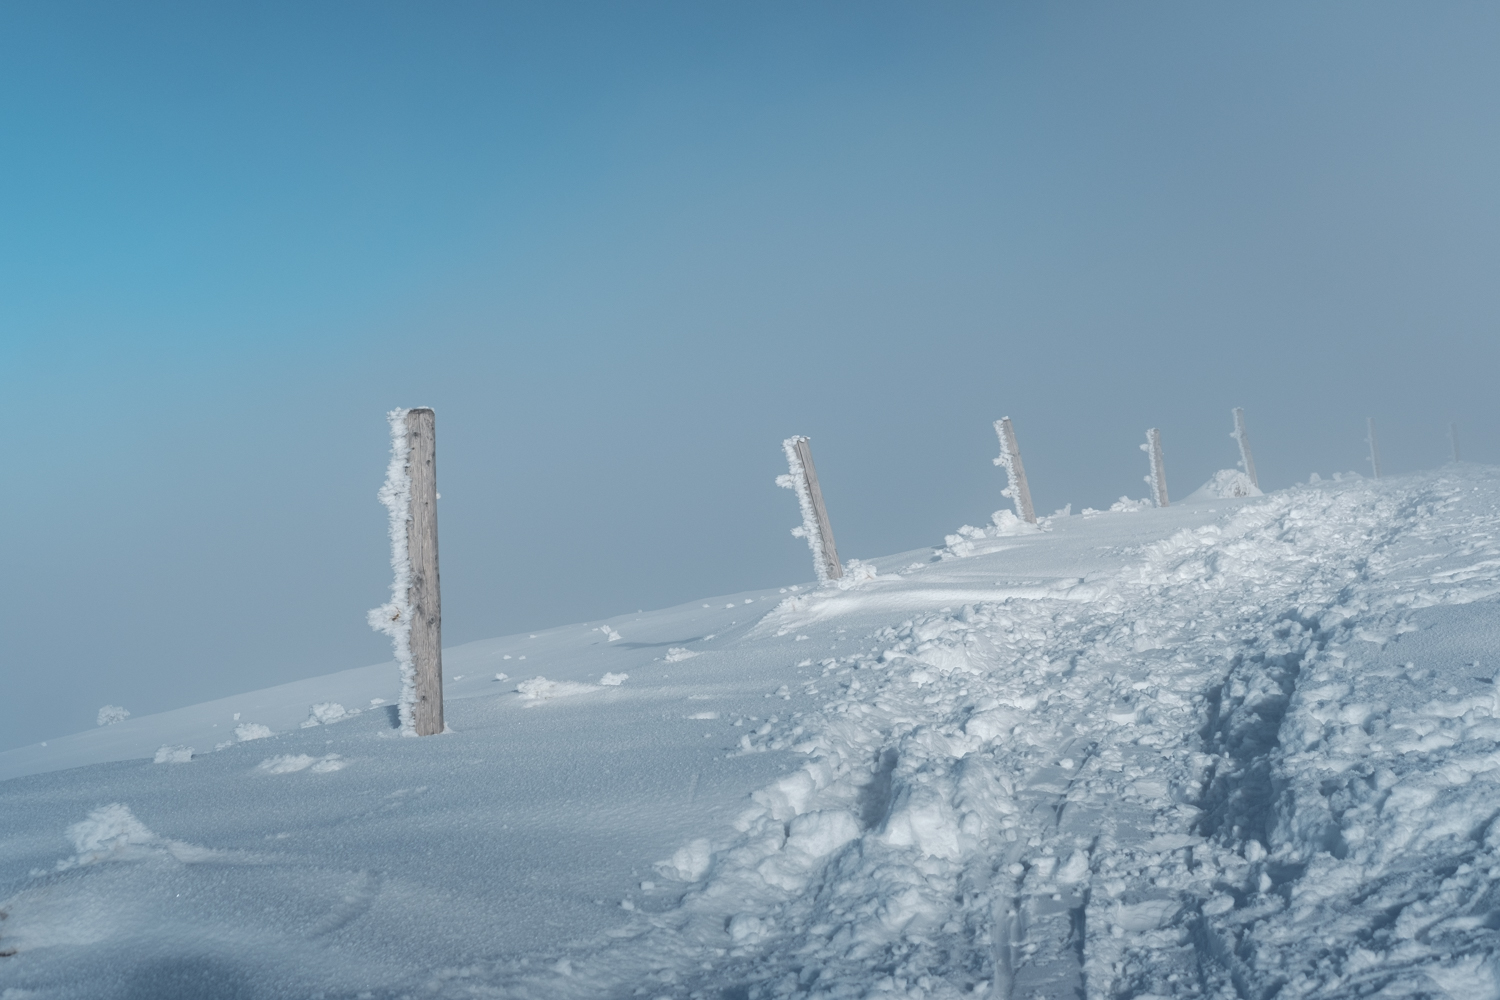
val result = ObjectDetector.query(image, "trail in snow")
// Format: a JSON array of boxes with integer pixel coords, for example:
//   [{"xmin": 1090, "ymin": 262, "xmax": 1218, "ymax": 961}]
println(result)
[
  {"xmin": 470, "ymin": 470, "xmax": 1500, "ymax": 1000},
  {"xmin": 6, "ymin": 470, "xmax": 1500, "ymax": 999}
]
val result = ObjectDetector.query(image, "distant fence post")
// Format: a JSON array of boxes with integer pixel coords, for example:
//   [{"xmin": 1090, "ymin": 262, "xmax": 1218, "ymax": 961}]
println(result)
[
  {"xmin": 778, "ymin": 436, "xmax": 843, "ymax": 583},
  {"xmin": 993, "ymin": 417, "xmax": 1037, "ymax": 524},
  {"xmin": 405, "ymin": 408, "xmax": 444, "ymax": 736},
  {"xmin": 1143, "ymin": 428, "xmax": 1169, "ymax": 507},
  {"xmin": 1231, "ymin": 407, "xmax": 1258, "ymax": 489},
  {"xmin": 1451, "ymin": 422, "xmax": 1461, "ymax": 463},
  {"xmin": 1367, "ymin": 417, "xmax": 1382, "ymax": 479}
]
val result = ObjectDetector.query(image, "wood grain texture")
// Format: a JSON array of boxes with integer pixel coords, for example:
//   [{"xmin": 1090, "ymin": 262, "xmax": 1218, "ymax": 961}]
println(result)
[
  {"xmin": 405, "ymin": 408, "xmax": 444, "ymax": 736},
  {"xmin": 1147, "ymin": 427, "xmax": 1170, "ymax": 508},
  {"xmin": 999, "ymin": 417, "xmax": 1037, "ymax": 524},
  {"xmin": 793, "ymin": 437, "xmax": 843, "ymax": 581},
  {"xmin": 1233, "ymin": 407, "xmax": 1259, "ymax": 489}
]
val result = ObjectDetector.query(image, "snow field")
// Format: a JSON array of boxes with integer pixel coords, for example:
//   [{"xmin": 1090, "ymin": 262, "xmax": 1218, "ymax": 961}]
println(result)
[{"xmin": 5, "ymin": 469, "xmax": 1500, "ymax": 998}]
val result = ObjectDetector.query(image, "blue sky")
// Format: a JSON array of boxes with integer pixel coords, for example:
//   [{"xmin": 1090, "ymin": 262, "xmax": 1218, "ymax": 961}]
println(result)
[{"xmin": 5, "ymin": 2, "xmax": 1500, "ymax": 749}]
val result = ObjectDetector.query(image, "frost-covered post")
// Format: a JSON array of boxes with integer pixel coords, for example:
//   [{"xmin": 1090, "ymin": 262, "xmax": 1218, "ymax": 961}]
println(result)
[
  {"xmin": 368, "ymin": 407, "xmax": 445, "ymax": 736},
  {"xmin": 776, "ymin": 436, "xmax": 842, "ymax": 583},
  {"xmin": 1231, "ymin": 407, "xmax": 1258, "ymax": 489},
  {"xmin": 992, "ymin": 417, "xmax": 1036, "ymax": 524},
  {"xmin": 1367, "ymin": 417, "xmax": 1382, "ymax": 480},
  {"xmin": 1142, "ymin": 428, "xmax": 1169, "ymax": 508}
]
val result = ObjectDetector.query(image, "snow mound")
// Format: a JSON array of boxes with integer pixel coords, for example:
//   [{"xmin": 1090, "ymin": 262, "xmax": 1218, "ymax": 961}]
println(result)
[
  {"xmin": 1187, "ymin": 468, "xmax": 1263, "ymax": 500},
  {"xmin": 54, "ymin": 804, "xmax": 216, "ymax": 871},
  {"xmin": 152, "ymin": 745, "xmax": 193, "ymax": 764},
  {"xmin": 599, "ymin": 672, "xmax": 629, "ymax": 686},
  {"xmin": 936, "ymin": 509, "xmax": 1040, "ymax": 559}
]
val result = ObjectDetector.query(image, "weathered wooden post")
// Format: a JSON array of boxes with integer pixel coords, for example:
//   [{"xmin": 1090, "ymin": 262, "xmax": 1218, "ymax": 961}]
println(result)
[
  {"xmin": 992, "ymin": 417, "xmax": 1037, "ymax": 524},
  {"xmin": 1231, "ymin": 407, "xmax": 1258, "ymax": 489},
  {"xmin": 777, "ymin": 436, "xmax": 843, "ymax": 583},
  {"xmin": 405, "ymin": 408, "xmax": 444, "ymax": 735},
  {"xmin": 1143, "ymin": 428, "xmax": 1169, "ymax": 507},
  {"xmin": 1367, "ymin": 417, "xmax": 1382, "ymax": 479},
  {"xmin": 369, "ymin": 407, "xmax": 444, "ymax": 736}
]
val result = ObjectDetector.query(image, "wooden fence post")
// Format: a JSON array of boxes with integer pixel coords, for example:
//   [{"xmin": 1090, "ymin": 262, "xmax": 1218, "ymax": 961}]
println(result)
[
  {"xmin": 779, "ymin": 436, "xmax": 843, "ymax": 582},
  {"xmin": 993, "ymin": 417, "xmax": 1037, "ymax": 524},
  {"xmin": 1144, "ymin": 428, "xmax": 1169, "ymax": 507},
  {"xmin": 1231, "ymin": 407, "xmax": 1258, "ymax": 489},
  {"xmin": 1367, "ymin": 417, "xmax": 1382, "ymax": 480},
  {"xmin": 406, "ymin": 408, "xmax": 444, "ymax": 736}
]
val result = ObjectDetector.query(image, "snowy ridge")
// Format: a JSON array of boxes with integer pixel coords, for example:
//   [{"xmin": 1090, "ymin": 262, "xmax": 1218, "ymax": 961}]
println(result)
[
  {"xmin": 777, "ymin": 436, "xmax": 831, "ymax": 585},
  {"xmin": 366, "ymin": 407, "xmax": 417, "ymax": 735},
  {"xmin": 457, "ymin": 472, "xmax": 1500, "ymax": 999}
]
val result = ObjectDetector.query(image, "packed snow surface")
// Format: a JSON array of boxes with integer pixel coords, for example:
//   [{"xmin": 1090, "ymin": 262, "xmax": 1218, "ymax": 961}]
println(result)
[{"xmin": 6, "ymin": 468, "xmax": 1500, "ymax": 999}]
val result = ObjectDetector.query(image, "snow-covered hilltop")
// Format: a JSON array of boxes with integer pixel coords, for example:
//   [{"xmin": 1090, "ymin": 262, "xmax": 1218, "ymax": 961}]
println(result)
[{"xmin": 5, "ymin": 468, "xmax": 1500, "ymax": 999}]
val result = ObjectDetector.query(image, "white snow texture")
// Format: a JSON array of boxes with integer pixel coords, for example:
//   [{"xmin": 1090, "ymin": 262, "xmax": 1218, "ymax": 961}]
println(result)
[
  {"xmin": 17, "ymin": 468, "xmax": 1500, "ymax": 1000},
  {"xmin": 366, "ymin": 406, "xmax": 418, "ymax": 735},
  {"xmin": 775, "ymin": 436, "xmax": 830, "ymax": 584}
]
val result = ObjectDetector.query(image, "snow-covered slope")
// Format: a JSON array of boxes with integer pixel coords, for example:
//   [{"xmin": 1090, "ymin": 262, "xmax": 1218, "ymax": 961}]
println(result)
[{"xmin": 5, "ymin": 468, "xmax": 1500, "ymax": 999}]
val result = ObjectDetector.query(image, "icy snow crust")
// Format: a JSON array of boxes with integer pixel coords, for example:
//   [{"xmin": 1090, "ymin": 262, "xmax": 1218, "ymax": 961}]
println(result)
[{"xmin": 7, "ymin": 471, "xmax": 1500, "ymax": 997}]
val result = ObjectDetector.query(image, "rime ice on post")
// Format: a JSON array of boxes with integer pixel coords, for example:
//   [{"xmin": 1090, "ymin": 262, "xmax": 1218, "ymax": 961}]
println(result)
[
  {"xmin": 992, "ymin": 417, "xmax": 1036, "ymax": 524},
  {"xmin": 1367, "ymin": 417, "xmax": 1382, "ymax": 480},
  {"xmin": 1142, "ymin": 428, "xmax": 1169, "ymax": 508},
  {"xmin": 368, "ymin": 407, "xmax": 445, "ymax": 736},
  {"xmin": 776, "ymin": 436, "xmax": 842, "ymax": 583},
  {"xmin": 1231, "ymin": 407, "xmax": 1258, "ymax": 489}
]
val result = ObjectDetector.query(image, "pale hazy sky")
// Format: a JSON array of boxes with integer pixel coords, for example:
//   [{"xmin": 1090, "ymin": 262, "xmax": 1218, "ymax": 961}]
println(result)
[{"xmin": 5, "ymin": 2, "xmax": 1500, "ymax": 748}]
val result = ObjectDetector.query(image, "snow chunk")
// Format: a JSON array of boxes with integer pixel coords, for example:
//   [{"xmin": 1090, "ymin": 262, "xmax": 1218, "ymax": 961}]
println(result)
[
  {"xmin": 655, "ymin": 838, "xmax": 713, "ymax": 882},
  {"xmin": 834, "ymin": 558, "xmax": 889, "ymax": 590},
  {"xmin": 1187, "ymin": 469, "xmax": 1263, "ymax": 500},
  {"xmin": 96, "ymin": 705, "xmax": 129, "ymax": 726},
  {"xmin": 66, "ymin": 803, "xmax": 153, "ymax": 859},
  {"xmin": 599, "ymin": 672, "xmax": 629, "ymax": 686},
  {"xmin": 234, "ymin": 723, "xmax": 273, "ymax": 742},
  {"xmin": 516, "ymin": 677, "xmax": 599, "ymax": 703},
  {"xmin": 598, "ymin": 626, "xmax": 622, "ymax": 642},
  {"xmin": 153, "ymin": 745, "xmax": 193, "ymax": 764},
  {"xmin": 300, "ymin": 702, "xmax": 355, "ymax": 727},
  {"xmin": 664, "ymin": 647, "xmax": 698, "ymax": 662}
]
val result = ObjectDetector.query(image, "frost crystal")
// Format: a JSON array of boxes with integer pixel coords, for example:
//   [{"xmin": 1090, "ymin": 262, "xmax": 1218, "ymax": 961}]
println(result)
[{"xmin": 367, "ymin": 408, "xmax": 417, "ymax": 735}]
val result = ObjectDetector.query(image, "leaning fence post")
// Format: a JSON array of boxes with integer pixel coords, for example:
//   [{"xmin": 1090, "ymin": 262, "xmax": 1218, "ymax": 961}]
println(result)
[
  {"xmin": 1367, "ymin": 417, "xmax": 1382, "ymax": 479},
  {"xmin": 992, "ymin": 417, "xmax": 1037, "ymax": 524},
  {"xmin": 777, "ymin": 436, "xmax": 843, "ymax": 583},
  {"xmin": 1143, "ymin": 428, "xmax": 1169, "ymax": 507},
  {"xmin": 1231, "ymin": 407, "xmax": 1258, "ymax": 489},
  {"xmin": 369, "ymin": 407, "xmax": 445, "ymax": 737}
]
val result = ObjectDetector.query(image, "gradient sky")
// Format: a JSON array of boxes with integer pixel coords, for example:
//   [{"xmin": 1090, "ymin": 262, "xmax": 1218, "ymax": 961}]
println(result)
[{"xmin": 5, "ymin": 2, "xmax": 1500, "ymax": 750}]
